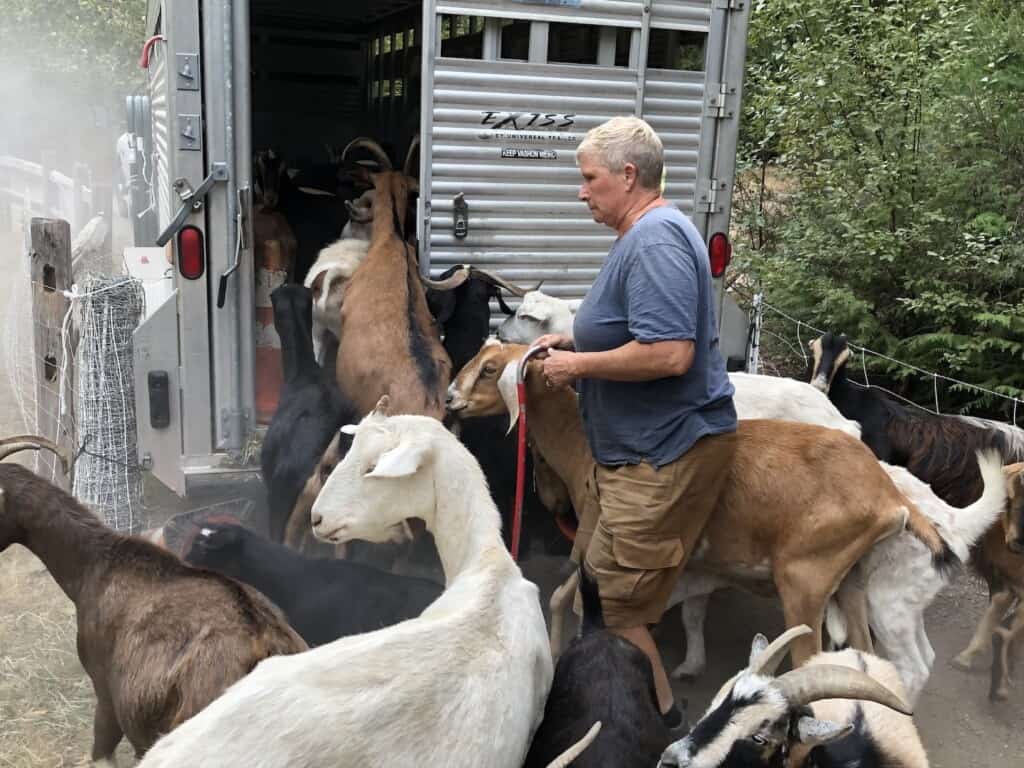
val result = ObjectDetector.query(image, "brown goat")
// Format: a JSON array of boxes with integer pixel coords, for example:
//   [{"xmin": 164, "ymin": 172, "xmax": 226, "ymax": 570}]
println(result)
[
  {"xmin": 335, "ymin": 170, "xmax": 453, "ymax": 418},
  {"xmin": 954, "ymin": 463, "xmax": 1024, "ymax": 699},
  {"xmin": 0, "ymin": 454, "xmax": 306, "ymax": 761},
  {"xmin": 448, "ymin": 341, "xmax": 951, "ymax": 667}
]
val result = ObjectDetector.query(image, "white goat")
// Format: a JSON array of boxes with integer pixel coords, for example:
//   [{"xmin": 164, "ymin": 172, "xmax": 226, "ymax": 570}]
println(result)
[
  {"xmin": 138, "ymin": 397, "xmax": 554, "ymax": 768},
  {"xmin": 303, "ymin": 237, "xmax": 370, "ymax": 364},
  {"xmin": 497, "ymin": 290, "xmax": 581, "ymax": 343},
  {"xmin": 833, "ymin": 453, "xmax": 1006, "ymax": 701}
]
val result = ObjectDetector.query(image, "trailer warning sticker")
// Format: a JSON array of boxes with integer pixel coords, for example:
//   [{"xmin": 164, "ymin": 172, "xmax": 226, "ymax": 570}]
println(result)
[{"xmin": 501, "ymin": 148, "xmax": 558, "ymax": 160}]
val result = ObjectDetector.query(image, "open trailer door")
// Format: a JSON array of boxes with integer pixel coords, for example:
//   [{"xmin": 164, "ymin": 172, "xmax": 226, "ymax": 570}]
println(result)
[{"xmin": 418, "ymin": 0, "xmax": 750, "ymax": 326}]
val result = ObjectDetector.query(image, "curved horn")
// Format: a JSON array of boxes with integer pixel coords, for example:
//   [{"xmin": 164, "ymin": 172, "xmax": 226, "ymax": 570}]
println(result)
[
  {"xmin": 0, "ymin": 435, "xmax": 71, "ymax": 475},
  {"xmin": 774, "ymin": 664, "xmax": 912, "ymax": 715},
  {"xmin": 544, "ymin": 721, "xmax": 602, "ymax": 768},
  {"xmin": 420, "ymin": 266, "xmax": 471, "ymax": 292},
  {"xmin": 403, "ymin": 134, "xmax": 421, "ymax": 177},
  {"xmin": 749, "ymin": 624, "xmax": 814, "ymax": 676},
  {"xmin": 466, "ymin": 267, "xmax": 530, "ymax": 297},
  {"xmin": 341, "ymin": 137, "xmax": 393, "ymax": 170}
]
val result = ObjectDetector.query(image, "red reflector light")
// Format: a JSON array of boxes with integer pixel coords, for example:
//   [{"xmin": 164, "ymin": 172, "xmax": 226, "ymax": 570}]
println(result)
[
  {"xmin": 708, "ymin": 232, "xmax": 731, "ymax": 278},
  {"xmin": 178, "ymin": 226, "xmax": 205, "ymax": 280}
]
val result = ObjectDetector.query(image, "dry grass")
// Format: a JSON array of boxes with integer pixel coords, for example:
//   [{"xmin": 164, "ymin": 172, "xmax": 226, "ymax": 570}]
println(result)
[{"xmin": 0, "ymin": 547, "xmax": 134, "ymax": 767}]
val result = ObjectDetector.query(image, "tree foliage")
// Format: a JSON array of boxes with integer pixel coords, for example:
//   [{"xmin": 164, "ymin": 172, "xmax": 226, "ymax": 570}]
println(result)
[
  {"xmin": 733, "ymin": 0, "xmax": 1024, "ymax": 418},
  {"xmin": 0, "ymin": 0, "xmax": 145, "ymax": 88}
]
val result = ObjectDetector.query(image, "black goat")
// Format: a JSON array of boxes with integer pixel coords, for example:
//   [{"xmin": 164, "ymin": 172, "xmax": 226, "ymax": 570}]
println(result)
[
  {"xmin": 254, "ymin": 150, "xmax": 347, "ymax": 282},
  {"xmin": 182, "ymin": 522, "xmax": 442, "ymax": 647},
  {"xmin": 261, "ymin": 284, "xmax": 358, "ymax": 542},
  {"xmin": 523, "ymin": 566, "xmax": 670, "ymax": 768},
  {"xmin": 809, "ymin": 331, "xmax": 1022, "ymax": 508}
]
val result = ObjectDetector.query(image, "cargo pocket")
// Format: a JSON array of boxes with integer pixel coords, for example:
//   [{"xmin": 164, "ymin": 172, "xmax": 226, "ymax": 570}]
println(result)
[{"xmin": 597, "ymin": 532, "xmax": 685, "ymax": 604}]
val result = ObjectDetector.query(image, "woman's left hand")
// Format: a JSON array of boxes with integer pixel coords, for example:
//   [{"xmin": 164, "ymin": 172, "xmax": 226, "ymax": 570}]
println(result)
[{"xmin": 542, "ymin": 349, "xmax": 580, "ymax": 390}]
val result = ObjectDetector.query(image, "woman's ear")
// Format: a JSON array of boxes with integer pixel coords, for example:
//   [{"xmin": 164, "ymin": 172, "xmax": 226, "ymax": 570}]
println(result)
[{"xmin": 622, "ymin": 162, "xmax": 638, "ymax": 191}]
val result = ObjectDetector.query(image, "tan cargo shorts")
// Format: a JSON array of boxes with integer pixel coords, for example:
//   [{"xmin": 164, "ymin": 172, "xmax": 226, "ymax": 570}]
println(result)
[{"xmin": 574, "ymin": 431, "xmax": 736, "ymax": 629}]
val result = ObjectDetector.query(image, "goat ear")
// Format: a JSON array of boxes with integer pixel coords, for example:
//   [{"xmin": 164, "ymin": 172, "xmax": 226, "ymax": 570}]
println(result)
[
  {"xmin": 368, "ymin": 439, "xmax": 430, "ymax": 478},
  {"xmin": 749, "ymin": 633, "xmax": 770, "ymax": 666},
  {"xmin": 795, "ymin": 716, "xmax": 853, "ymax": 746},
  {"xmin": 373, "ymin": 396, "xmax": 391, "ymax": 417},
  {"xmin": 340, "ymin": 424, "xmax": 359, "ymax": 436},
  {"xmin": 498, "ymin": 362, "xmax": 520, "ymax": 435}
]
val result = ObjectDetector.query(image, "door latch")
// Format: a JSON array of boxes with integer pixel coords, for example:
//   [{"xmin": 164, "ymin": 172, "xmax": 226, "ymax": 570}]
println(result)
[
  {"xmin": 156, "ymin": 163, "xmax": 229, "ymax": 247},
  {"xmin": 453, "ymin": 192, "xmax": 469, "ymax": 239}
]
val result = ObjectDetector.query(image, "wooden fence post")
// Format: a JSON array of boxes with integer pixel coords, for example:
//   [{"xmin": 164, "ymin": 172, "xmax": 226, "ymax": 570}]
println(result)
[{"xmin": 29, "ymin": 217, "xmax": 76, "ymax": 490}]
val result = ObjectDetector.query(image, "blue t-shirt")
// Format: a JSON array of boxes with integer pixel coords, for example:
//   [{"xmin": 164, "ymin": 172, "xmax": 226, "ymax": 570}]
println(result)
[{"xmin": 573, "ymin": 205, "xmax": 736, "ymax": 468}]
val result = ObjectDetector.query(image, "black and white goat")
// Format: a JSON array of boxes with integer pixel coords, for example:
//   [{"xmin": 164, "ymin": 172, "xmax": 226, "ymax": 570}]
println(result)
[
  {"xmin": 183, "ymin": 522, "xmax": 442, "ymax": 647},
  {"xmin": 809, "ymin": 331, "xmax": 1024, "ymax": 507},
  {"xmin": 523, "ymin": 566, "xmax": 667, "ymax": 768},
  {"xmin": 261, "ymin": 284, "xmax": 359, "ymax": 542},
  {"xmin": 658, "ymin": 626, "xmax": 926, "ymax": 768}
]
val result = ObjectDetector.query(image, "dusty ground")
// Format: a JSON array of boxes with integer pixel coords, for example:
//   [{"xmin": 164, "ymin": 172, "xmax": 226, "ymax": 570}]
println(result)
[{"xmin": 1, "ymin": 225, "xmax": 1022, "ymax": 766}]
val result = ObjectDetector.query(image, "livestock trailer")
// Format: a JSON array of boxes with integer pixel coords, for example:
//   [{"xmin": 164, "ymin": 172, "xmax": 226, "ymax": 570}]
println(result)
[{"xmin": 129, "ymin": 0, "xmax": 752, "ymax": 495}]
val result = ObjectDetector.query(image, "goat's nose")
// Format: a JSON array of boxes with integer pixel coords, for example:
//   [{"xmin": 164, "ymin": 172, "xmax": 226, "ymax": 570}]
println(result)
[
  {"xmin": 311, "ymin": 513, "xmax": 323, "ymax": 527},
  {"xmin": 445, "ymin": 390, "xmax": 454, "ymax": 406}
]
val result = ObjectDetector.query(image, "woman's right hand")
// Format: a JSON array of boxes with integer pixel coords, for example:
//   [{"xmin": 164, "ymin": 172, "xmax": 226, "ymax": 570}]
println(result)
[{"xmin": 533, "ymin": 334, "xmax": 575, "ymax": 353}]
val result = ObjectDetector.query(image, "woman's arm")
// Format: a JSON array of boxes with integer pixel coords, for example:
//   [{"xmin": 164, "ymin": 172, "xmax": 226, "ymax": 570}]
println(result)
[{"xmin": 543, "ymin": 339, "xmax": 694, "ymax": 388}]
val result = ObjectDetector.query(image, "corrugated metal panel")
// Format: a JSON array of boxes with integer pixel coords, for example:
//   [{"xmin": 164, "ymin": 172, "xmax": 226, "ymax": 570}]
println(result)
[
  {"xmin": 429, "ymin": 56, "xmax": 706, "ymax": 303},
  {"xmin": 149, "ymin": 35, "xmax": 172, "ymax": 231},
  {"xmin": 643, "ymin": 67, "xmax": 704, "ymax": 210},
  {"xmin": 438, "ymin": 0, "xmax": 644, "ymax": 28},
  {"xmin": 650, "ymin": 0, "xmax": 712, "ymax": 31},
  {"xmin": 428, "ymin": 58, "xmax": 706, "ymax": 301}
]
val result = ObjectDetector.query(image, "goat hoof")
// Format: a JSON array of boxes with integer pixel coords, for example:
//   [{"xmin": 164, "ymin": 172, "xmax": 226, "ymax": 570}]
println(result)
[
  {"xmin": 990, "ymin": 686, "xmax": 1010, "ymax": 702},
  {"xmin": 951, "ymin": 652, "xmax": 980, "ymax": 673}
]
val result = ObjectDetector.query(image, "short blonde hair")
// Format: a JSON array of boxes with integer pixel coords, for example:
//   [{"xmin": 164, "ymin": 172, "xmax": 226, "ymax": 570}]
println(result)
[{"xmin": 576, "ymin": 116, "xmax": 664, "ymax": 189}]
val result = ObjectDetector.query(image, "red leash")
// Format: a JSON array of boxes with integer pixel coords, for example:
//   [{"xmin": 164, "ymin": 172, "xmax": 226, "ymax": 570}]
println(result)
[{"xmin": 511, "ymin": 344, "xmax": 546, "ymax": 561}]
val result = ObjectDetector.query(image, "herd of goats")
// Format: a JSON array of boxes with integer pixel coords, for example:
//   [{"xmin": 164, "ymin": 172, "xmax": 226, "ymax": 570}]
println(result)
[{"xmin": 1, "ymin": 137, "xmax": 1023, "ymax": 767}]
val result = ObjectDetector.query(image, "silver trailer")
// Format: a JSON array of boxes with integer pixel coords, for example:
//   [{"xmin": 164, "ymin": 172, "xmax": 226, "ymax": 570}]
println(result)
[{"xmin": 132, "ymin": 0, "xmax": 751, "ymax": 495}]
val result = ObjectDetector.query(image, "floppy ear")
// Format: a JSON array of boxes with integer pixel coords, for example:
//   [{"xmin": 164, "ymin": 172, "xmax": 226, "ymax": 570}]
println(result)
[
  {"xmin": 795, "ymin": 716, "xmax": 854, "ymax": 746},
  {"xmin": 368, "ymin": 438, "xmax": 430, "ymax": 478},
  {"xmin": 340, "ymin": 424, "xmax": 359, "ymax": 436},
  {"xmin": 497, "ymin": 362, "xmax": 520, "ymax": 435}
]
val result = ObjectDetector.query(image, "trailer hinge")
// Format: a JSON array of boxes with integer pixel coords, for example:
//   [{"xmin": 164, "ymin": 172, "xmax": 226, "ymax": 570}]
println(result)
[
  {"xmin": 697, "ymin": 178, "xmax": 728, "ymax": 214},
  {"xmin": 706, "ymin": 82, "xmax": 738, "ymax": 120},
  {"xmin": 715, "ymin": 0, "xmax": 746, "ymax": 9}
]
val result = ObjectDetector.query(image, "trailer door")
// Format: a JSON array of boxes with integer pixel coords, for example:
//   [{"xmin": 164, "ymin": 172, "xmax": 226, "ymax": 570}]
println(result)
[
  {"xmin": 134, "ymin": 0, "xmax": 214, "ymax": 495},
  {"xmin": 419, "ymin": 1, "xmax": 742, "ymax": 307}
]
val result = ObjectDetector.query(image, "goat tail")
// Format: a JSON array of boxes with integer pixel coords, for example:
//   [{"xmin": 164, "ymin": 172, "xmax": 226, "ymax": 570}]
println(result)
[
  {"xmin": 903, "ymin": 501, "xmax": 957, "ymax": 577},
  {"xmin": 949, "ymin": 449, "xmax": 1009, "ymax": 558},
  {"xmin": 544, "ymin": 721, "xmax": 602, "ymax": 768},
  {"xmin": 579, "ymin": 565, "xmax": 606, "ymax": 634}
]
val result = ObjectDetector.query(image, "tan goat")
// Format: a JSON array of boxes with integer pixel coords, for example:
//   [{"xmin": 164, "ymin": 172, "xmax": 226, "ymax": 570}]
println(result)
[
  {"xmin": 954, "ymin": 462, "xmax": 1024, "ymax": 700},
  {"xmin": 335, "ymin": 169, "xmax": 457, "ymax": 419},
  {"xmin": 448, "ymin": 341, "xmax": 951, "ymax": 667}
]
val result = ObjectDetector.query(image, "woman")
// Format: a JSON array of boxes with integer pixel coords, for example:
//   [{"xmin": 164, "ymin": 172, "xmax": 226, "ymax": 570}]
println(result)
[{"xmin": 536, "ymin": 116, "xmax": 737, "ymax": 730}]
